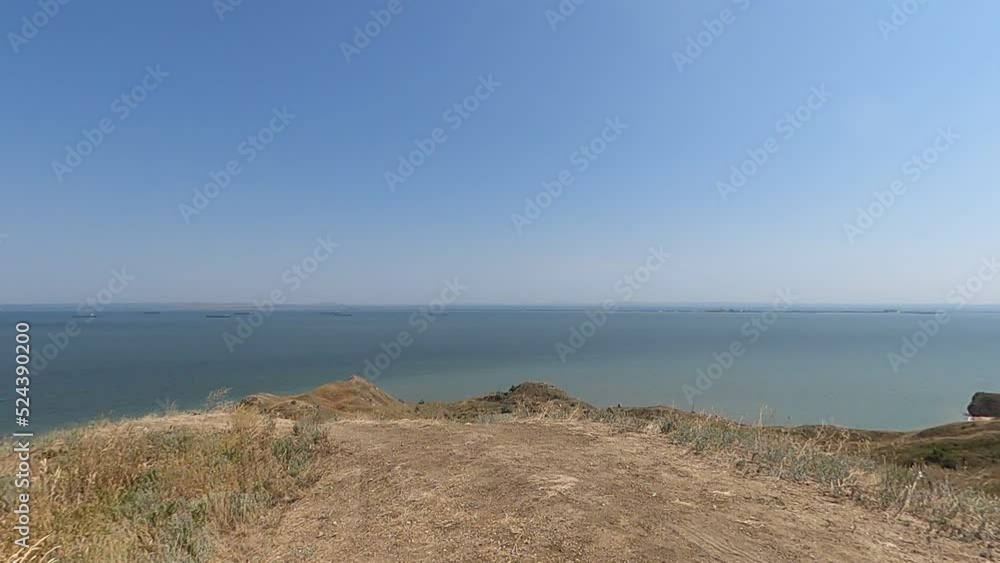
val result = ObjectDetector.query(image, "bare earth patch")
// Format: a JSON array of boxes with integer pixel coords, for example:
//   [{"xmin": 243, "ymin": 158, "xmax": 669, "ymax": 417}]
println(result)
[{"xmin": 222, "ymin": 419, "xmax": 982, "ymax": 562}]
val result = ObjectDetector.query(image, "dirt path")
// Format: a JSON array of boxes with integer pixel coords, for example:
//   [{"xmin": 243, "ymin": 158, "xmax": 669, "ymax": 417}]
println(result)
[{"xmin": 221, "ymin": 420, "xmax": 981, "ymax": 562}]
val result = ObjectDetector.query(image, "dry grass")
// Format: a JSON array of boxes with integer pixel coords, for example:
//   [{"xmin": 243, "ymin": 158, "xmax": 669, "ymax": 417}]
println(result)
[
  {"xmin": 582, "ymin": 408, "xmax": 1000, "ymax": 552},
  {"xmin": 203, "ymin": 387, "xmax": 235, "ymax": 412},
  {"xmin": 0, "ymin": 408, "xmax": 328, "ymax": 563},
  {"xmin": 470, "ymin": 403, "xmax": 999, "ymax": 552}
]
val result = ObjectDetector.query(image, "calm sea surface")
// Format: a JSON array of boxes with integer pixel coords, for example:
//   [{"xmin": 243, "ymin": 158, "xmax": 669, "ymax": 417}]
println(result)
[{"xmin": 2, "ymin": 309, "xmax": 996, "ymax": 432}]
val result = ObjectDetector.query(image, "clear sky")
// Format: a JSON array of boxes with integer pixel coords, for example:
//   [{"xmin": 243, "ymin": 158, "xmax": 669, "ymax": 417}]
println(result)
[{"xmin": 2, "ymin": 0, "xmax": 999, "ymax": 305}]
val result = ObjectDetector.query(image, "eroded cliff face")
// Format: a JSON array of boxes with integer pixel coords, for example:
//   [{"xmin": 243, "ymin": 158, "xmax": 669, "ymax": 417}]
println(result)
[{"xmin": 968, "ymin": 392, "xmax": 1000, "ymax": 418}]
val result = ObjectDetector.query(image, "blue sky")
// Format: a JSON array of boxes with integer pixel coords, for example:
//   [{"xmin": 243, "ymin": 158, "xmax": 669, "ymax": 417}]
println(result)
[{"xmin": 2, "ymin": 0, "xmax": 999, "ymax": 305}]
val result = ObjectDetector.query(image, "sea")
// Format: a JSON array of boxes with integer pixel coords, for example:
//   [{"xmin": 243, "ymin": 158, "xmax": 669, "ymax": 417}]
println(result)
[{"xmin": 2, "ymin": 307, "xmax": 996, "ymax": 433}]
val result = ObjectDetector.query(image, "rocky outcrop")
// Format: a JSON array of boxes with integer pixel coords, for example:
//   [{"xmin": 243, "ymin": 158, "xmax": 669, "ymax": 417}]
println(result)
[
  {"xmin": 444, "ymin": 382, "xmax": 593, "ymax": 418},
  {"xmin": 967, "ymin": 392, "xmax": 1000, "ymax": 418}
]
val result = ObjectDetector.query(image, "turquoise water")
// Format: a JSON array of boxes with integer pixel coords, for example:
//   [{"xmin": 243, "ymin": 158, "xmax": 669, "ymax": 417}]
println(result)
[{"xmin": 2, "ymin": 309, "xmax": 996, "ymax": 432}]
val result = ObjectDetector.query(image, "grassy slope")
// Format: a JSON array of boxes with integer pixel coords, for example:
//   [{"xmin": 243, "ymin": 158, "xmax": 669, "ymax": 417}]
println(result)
[
  {"xmin": 0, "ymin": 410, "xmax": 329, "ymax": 562},
  {"xmin": 2, "ymin": 380, "xmax": 997, "ymax": 561},
  {"xmin": 787, "ymin": 419, "xmax": 1000, "ymax": 495}
]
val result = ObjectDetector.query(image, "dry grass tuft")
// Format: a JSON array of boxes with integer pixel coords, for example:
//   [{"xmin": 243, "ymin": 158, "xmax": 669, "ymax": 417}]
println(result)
[
  {"xmin": 0, "ymin": 408, "xmax": 328, "ymax": 563},
  {"xmin": 203, "ymin": 388, "xmax": 234, "ymax": 412}
]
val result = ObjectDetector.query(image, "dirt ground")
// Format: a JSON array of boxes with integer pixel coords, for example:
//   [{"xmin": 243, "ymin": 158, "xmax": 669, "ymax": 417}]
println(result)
[{"xmin": 220, "ymin": 419, "xmax": 983, "ymax": 562}]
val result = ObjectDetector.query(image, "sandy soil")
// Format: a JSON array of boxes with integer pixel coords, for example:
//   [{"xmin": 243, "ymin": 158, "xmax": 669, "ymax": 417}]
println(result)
[{"xmin": 220, "ymin": 419, "xmax": 982, "ymax": 562}]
